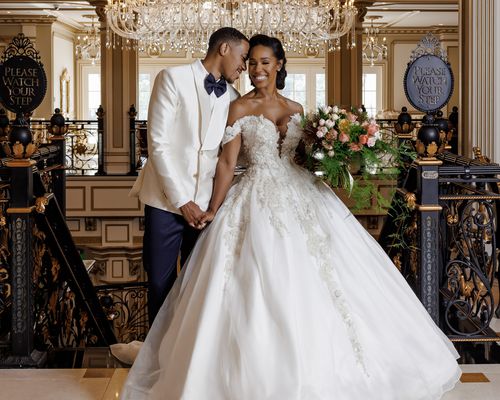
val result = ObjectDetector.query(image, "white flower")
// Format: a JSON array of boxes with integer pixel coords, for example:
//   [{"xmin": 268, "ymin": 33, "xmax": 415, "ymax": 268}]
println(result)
[
  {"xmin": 328, "ymin": 150, "xmax": 335, "ymax": 157},
  {"xmin": 367, "ymin": 136, "xmax": 377, "ymax": 147},
  {"xmin": 358, "ymin": 108, "xmax": 364, "ymax": 113},
  {"xmin": 331, "ymin": 113, "xmax": 339, "ymax": 121},
  {"xmin": 325, "ymin": 119, "xmax": 334, "ymax": 129},
  {"xmin": 332, "ymin": 106, "xmax": 339, "ymax": 113},
  {"xmin": 313, "ymin": 122, "xmax": 317, "ymax": 128},
  {"xmin": 320, "ymin": 105, "xmax": 329, "ymax": 114},
  {"xmin": 316, "ymin": 129, "xmax": 325, "ymax": 138},
  {"xmin": 313, "ymin": 150, "xmax": 325, "ymax": 160},
  {"xmin": 319, "ymin": 118, "xmax": 326, "ymax": 126}
]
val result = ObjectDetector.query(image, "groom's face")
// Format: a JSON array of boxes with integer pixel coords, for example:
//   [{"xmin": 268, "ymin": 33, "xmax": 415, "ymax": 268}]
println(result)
[{"xmin": 220, "ymin": 40, "xmax": 249, "ymax": 84}]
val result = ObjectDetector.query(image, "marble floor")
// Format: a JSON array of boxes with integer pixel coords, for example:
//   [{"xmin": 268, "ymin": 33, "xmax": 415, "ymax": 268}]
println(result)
[{"xmin": 0, "ymin": 364, "xmax": 499, "ymax": 400}]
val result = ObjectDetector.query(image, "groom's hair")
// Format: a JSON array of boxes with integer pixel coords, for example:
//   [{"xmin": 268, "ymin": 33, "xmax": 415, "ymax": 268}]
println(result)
[{"xmin": 207, "ymin": 27, "xmax": 248, "ymax": 53}]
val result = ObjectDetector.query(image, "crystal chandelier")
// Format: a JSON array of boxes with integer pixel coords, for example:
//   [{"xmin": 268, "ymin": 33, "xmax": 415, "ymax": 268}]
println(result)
[
  {"xmin": 362, "ymin": 16, "xmax": 387, "ymax": 66},
  {"xmin": 75, "ymin": 15, "xmax": 101, "ymax": 64},
  {"xmin": 104, "ymin": 0, "xmax": 357, "ymax": 55}
]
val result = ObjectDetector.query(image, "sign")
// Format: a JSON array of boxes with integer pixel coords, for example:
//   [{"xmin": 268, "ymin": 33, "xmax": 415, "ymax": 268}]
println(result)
[
  {"xmin": 403, "ymin": 54, "xmax": 453, "ymax": 113},
  {"xmin": 0, "ymin": 34, "xmax": 47, "ymax": 115}
]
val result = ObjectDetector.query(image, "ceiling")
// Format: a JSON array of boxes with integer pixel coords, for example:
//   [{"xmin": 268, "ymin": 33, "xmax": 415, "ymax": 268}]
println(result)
[
  {"xmin": 0, "ymin": 1, "xmax": 459, "ymax": 31},
  {"xmin": 366, "ymin": 1, "xmax": 458, "ymax": 29}
]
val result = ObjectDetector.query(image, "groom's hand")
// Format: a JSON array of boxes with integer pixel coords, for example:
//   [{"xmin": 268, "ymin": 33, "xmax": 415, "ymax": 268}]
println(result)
[{"xmin": 179, "ymin": 201, "xmax": 204, "ymax": 228}]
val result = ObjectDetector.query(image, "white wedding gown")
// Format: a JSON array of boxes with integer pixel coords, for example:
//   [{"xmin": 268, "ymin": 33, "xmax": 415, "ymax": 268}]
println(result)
[{"xmin": 120, "ymin": 114, "xmax": 461, "ymax": 400}]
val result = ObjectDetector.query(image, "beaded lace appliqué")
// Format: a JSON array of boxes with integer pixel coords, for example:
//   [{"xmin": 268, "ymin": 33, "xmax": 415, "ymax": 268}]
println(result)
[{"xmin": 221, "ymin": 114, "xmax": 367, "ymax": 373}]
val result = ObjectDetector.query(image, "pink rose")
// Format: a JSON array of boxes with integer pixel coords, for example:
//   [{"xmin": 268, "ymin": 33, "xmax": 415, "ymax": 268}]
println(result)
[
  {"xmin": 339, "ymin": 132, "xmax": 350, "ymax": 143},
  {"xmin": 367, "ymin": 136, "xmax": 377, "ymax": 147},
  {"xmin": 316, "ymin": 129, "xmax": 325, "ymax": 138},
  {"xmin": 359, "ymin": 134, "xmax": 368, "ymax": 145},
  {"xmin": 367, "ymin": 123, "xmax": 379, "ymax": 136},
  {"xmin": 349, "ymin": 143, "xmax": 361, "ymax": 152},
  {"xmin": 347, "ymin": 112, "xmax": 357, "ymax": 122}
]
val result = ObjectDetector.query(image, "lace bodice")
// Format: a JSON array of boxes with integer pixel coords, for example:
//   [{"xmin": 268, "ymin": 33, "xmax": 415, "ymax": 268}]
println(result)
[{"xmin": 223, "ymin": 113, "xmax": 303, "ymax": 169}]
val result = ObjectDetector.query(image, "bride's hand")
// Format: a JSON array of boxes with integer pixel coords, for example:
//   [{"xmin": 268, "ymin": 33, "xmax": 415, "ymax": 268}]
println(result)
[{"xmin": 197, "ymin": 208, "xmax": 216, "ymax": 228}]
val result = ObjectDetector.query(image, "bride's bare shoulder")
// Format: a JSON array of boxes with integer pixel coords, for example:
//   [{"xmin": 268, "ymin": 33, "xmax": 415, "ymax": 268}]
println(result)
[
  {"xmin": 283, "ymin": 97, "xmax": 304, "ymax": 116},
  {"xmin": 227, "ymin": 93, "xmax": 256, "ymax": 126}
]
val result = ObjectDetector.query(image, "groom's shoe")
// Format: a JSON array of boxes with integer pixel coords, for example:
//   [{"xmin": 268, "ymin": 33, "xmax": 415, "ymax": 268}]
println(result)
[{"xmin": 109, "ymin": 340, "xmax": 143, "ymax": 365}]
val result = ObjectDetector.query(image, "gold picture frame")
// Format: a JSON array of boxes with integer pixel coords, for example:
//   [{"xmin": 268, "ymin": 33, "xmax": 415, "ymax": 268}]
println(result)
[{"xmin": 60, "ymin": 68, "xmax": 70, "ymax": 116}]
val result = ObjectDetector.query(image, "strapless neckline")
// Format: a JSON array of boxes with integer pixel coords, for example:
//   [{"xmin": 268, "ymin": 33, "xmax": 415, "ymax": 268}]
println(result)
[{"xmin": 234, "ymin": 112, "xmax": 301, "ymax": 137}]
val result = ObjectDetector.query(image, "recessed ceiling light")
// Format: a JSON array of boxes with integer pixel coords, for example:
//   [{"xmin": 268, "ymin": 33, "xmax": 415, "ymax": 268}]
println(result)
[
  {"xmin": 6, "ymin": 11, "xmax": 11, "ymax": 14},
  {"xmin": 438, "ymin": 23, "xmax": 444, "ymax": 26}
]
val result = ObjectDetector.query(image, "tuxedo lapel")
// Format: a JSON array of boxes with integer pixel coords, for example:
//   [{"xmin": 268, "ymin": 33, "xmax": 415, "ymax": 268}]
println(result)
[
  {"xmin": 191, "ymin": 62, "xmax": 213, "ymax": 144},
  {"xmin": 201, "ymin": 90, "xmax": 230, "ymax": 150}
]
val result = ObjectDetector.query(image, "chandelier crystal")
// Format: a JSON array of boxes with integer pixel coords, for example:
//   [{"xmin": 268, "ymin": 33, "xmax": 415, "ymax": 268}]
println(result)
[
  {"xmin": 104, "ymin": 0, "xmax": 357, "ymax": 55},
  {"xmin": 362, "ymin": 16, "xmax": 387, "ymax": 66},
  {"xmin": 75, "ymin": 15, "xmax": 101, "ymax": 64}
]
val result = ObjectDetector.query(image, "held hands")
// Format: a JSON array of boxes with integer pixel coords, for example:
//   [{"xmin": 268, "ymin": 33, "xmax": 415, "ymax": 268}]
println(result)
[
  {"xmin": 179, "ymin": 201, "xmax": 205, "ymax": 229},
  {"xmin": 179, "ymin": 202, "xmax": 216, "ymax": 230},
  {"xmin": 198, "ymin": 208, "xmax": 216, "ymax": 226}
]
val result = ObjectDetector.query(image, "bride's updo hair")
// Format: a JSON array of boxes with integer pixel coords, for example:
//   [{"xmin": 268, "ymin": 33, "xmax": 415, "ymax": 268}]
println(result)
[{"xmin": 249, "ymin": 34, "xmax": 287, "ymax": 90}]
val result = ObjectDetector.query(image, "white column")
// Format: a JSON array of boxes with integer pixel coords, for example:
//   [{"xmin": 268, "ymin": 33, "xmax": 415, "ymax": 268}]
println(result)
[{"xmin": 460, "ymin": 0, "xmax": 495, "ymax": 160}]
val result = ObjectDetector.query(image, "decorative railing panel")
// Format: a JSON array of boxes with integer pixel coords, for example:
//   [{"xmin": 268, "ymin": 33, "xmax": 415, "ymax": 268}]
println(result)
[
  {"xmin": 380, "ymin": 149, "xmax": 500, "ymax": 340},
  {"xmin": 96, "ymin": 282, "xmax": 149, "ymax": 343},
  {"xmin": 26, "ymin": 119, "xmax": 99, "ymax": 176}
]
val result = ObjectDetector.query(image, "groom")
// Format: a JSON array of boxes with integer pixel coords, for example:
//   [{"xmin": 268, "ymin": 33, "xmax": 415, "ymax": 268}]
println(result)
[{"xmin": 130, "ymin": 28, "xmax": 249, "ymax": 323}]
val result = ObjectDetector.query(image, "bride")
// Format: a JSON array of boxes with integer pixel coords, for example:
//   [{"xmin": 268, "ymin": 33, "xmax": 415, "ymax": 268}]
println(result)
[{"xmin": 119, "ymin": 34, "xmax": 461, "ymax": 400}]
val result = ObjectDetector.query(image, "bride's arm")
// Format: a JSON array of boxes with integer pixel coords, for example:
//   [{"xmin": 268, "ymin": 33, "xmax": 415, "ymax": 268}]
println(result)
[
  {"xmin": 200, "ymin": 136, "xmax": 241, "ymax": 224},
  {"xmin": 198, "ymin": 104, "xmax": 244, "ymax": 225}
]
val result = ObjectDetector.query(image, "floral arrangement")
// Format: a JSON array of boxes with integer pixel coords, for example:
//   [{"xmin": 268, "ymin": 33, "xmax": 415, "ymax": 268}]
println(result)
[{"xmin": 299, "ymin": 105, "xmax": 412, "ymax": 209}]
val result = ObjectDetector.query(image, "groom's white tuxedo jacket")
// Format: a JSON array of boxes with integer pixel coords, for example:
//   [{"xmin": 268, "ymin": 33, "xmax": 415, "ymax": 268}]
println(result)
[{"xmin": 130, "ymin": 60, "xmax": 238, "ymax": 214}]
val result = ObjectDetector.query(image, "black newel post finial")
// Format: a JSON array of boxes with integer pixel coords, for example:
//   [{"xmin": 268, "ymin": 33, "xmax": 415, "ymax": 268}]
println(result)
[
  {"xmin": 416, "ymin": 113, "xmax": 441, "ymax": 158},
  {"xmin": 95, "ymin": 105, "xmax": 106, "ymax": 176},
  {"xmin": 5, "ymin": 113, "xmax": 36, "ymax": 160},
  {"xmin": 128, "ymin": 104, "xmax": 138, "ymax": 176},
  {"xmin": 394, "ymin": 106, "xmax": 415, "ymax": 135}
]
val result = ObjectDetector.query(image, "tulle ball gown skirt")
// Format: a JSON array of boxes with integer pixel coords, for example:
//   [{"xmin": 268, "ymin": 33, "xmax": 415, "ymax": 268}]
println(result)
[{"xmin": 120, "ymin": 166, "xmax": 460, "ymax": 400}]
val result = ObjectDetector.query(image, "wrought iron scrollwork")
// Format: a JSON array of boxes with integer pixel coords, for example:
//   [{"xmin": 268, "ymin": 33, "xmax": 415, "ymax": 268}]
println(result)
[
  {"xmin": 442, "ymin": 199, "xmax": 496, "ymax": 336},
  {"xmin": 1, "ymin": 33, "xmax": 42, "ymax": 64},
  {"xmin": 32, "ymin": 224, "xmax": 99, "ymax": 348},
  {"xmin": 96, "ymin": 283, "xmax": 149, "ymax": 343}
]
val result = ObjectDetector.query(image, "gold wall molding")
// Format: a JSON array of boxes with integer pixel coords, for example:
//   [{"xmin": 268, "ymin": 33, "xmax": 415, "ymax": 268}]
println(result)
[
  {"xmin": 379, "ymin": 28, "xmax": 458, "ymax": 35},
  {"xmin": 0, "ymin": 16, "xmax": 57, "ymax": 25}
]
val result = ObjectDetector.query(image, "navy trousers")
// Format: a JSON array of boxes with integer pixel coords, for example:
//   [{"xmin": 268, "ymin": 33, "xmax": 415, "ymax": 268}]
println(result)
[{"xmin": 143, "ymin": 205, "xmax": 200, "ymax": 324}]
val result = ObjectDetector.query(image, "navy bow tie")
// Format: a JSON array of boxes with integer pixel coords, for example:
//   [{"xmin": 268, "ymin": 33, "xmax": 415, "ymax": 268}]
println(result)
[{"xmin": 204, "ymin": 73, "xmax": 227, "ymax": 98}]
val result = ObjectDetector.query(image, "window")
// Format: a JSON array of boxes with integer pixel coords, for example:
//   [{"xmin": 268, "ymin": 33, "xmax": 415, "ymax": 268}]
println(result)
[
  {"xmin": 87, "ymin": 73, "xmax": 100, "ymax": 120},
  {"xmin": 138, "ymin": 63, "xmax": 188, "ymax": 120},
  {"xmin": 138, "ymin": 73, "xmax": 152, "ymax": 119},
  {"xmin": 315, "ymin": 73, "xmax": 326, "ymax": 109},
  {"xmin": 281, "ymin": 73, "xmax": 307, "ymax": 109},
  {"xmin": 362, "ymin": 65, "xmax": 383, "ymax": 118},
  {"xmin": 138, "ymin": 59, "xmax": 326, "ymax": 116},
  {"xmin": 239, "ymin": 61, "xmax": 325, "ymax": 113},
  {"xmin": 78, "ymin": 64, "xmax": 100, "ymax": 120},
  {"xmin": 362, "ymin": 73, "xmax": 377, "ymax": 118}
]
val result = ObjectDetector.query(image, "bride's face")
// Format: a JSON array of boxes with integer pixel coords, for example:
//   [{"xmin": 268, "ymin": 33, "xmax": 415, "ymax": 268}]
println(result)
[{"xmin": 248, "ymin": 45, "xmax": 282, "ymax": 89}]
